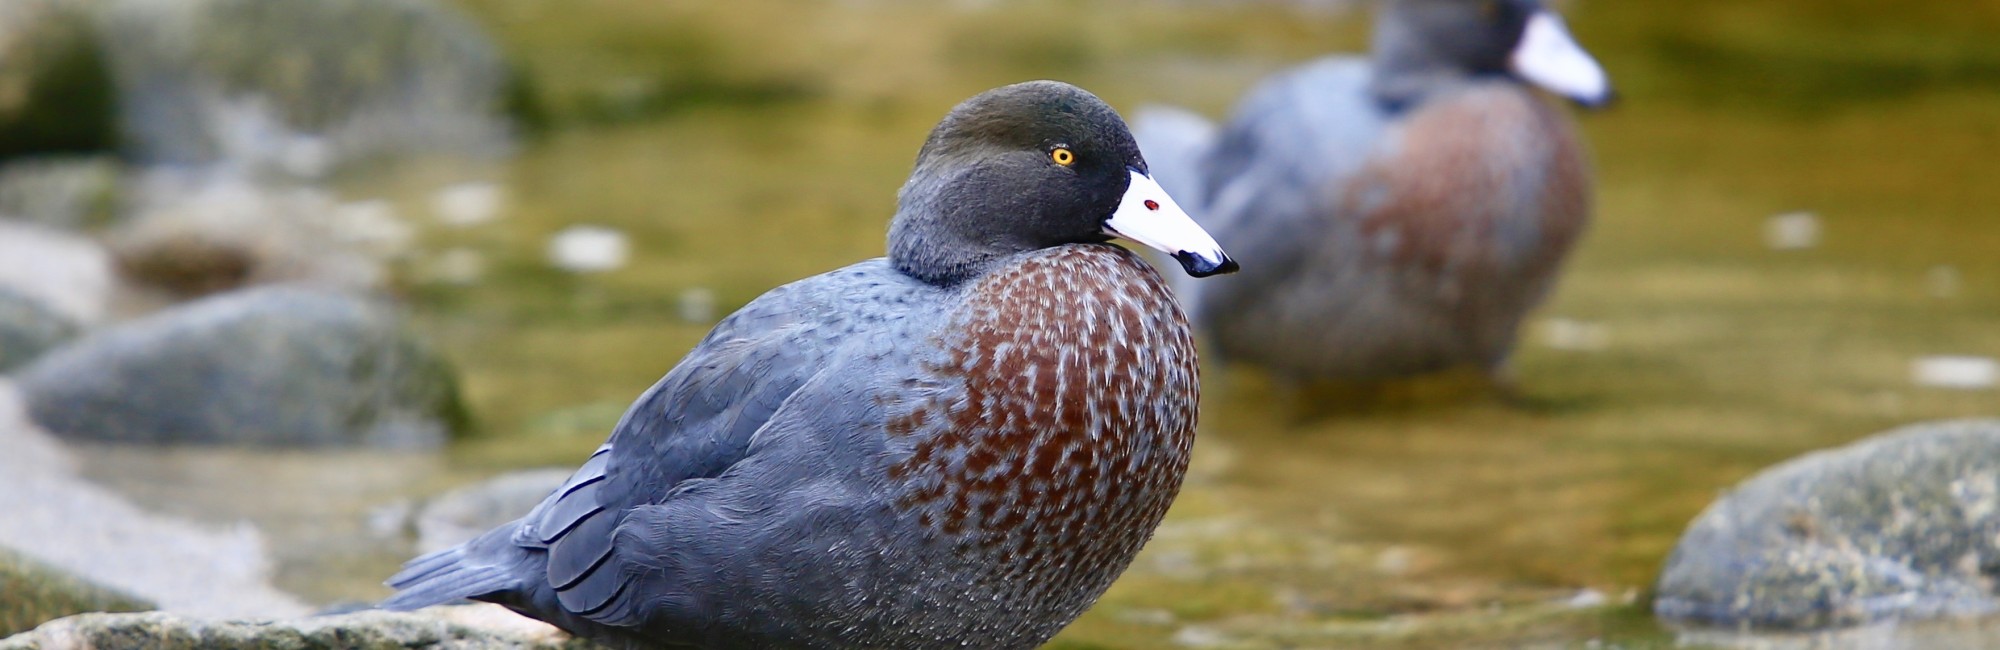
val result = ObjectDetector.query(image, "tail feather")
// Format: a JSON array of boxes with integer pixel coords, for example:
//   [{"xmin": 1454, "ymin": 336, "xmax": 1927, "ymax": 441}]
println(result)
[{"xmin": 379, "ymin": 544, "xmax": 520, "ymax": 611}]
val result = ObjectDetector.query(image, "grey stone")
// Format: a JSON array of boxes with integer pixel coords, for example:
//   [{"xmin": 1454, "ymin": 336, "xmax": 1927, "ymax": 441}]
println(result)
[
  {"xmin": 1655, "ymin": 419, "xmax": 2000, "ymax": 630},
  {"xmin": 0, "ymin": 548, "xmax": 152, "ymax": 638},
  {"xmin": 95, "ymin": 0, "xmax": 514, "ymax": 177},
  {"xmin": 414, "ymin": 469, "xmax": 570, "ymax": 554},
  {"xmin": 109, "ymin": 178, "xmax": 396, "ymax": 298},
  {"xmin": 0, "ymin": 605, "xmax": 591, "ymax": 649},
  {"xmin": 0, "ymin": 289, "xmax": 77, "ymax": 373},
  {"xmin": 0, "ymin": 220, "xmax": 115, "ymax": 326},
  {"xmin": 17, "ymin": 286, "xmax": 467, "ymax": 448}
]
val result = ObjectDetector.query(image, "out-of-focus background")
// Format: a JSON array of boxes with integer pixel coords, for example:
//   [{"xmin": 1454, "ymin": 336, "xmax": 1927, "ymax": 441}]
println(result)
[{"xmin": 0, "ymin": 0, "xmax": 1996, "ymax": 647}]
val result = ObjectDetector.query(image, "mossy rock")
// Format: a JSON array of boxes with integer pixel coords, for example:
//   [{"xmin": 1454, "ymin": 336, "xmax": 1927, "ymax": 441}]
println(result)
[
  {"xmin": 0, "ymin": 548, "xmax": 152, "ymax": 638},
  {"xmin": 17, "ymin": 286, "xmax": 469, "ymax": 448},
  {"xmin": 0, "ymin": 0, "xmax": 118, "ymax": 161},
  {"xmin": 1655, "ymin": 419, "xmax": 2000, "ymax": 630},
  {"xmin": 0, "ymin": 156, "xmax": 122, "ymax": 230}
]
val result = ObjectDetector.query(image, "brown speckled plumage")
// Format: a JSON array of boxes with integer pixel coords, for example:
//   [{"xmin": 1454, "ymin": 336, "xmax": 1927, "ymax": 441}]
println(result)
[
  {"xmin": 891, "ymin": 246, "xmax": 1196, "ymax": 590},
  {"xmin": 1133, "ymin": 0, "xmax": 1606, "ymax": 382}
]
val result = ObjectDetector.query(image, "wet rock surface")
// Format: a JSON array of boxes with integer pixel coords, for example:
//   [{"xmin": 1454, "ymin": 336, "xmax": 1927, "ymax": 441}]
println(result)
[
  {"xmin": 17, "ymin": 286, "xmax": 467, "ymax": 448},
  {"xmin": 0, "ymin": 288, "xmax": 77, "ymax": 373},
  {"xmin": 0, "ymin": 548, "xmax": 152, "ymax": 638},
  {"xmin": 0, "ymin": 379, "xmax": 307, "ymax": 620},
  {"xmin": 0, "ymin": 605, "xmax": 587, "ymax": 650},
  {"xmin": 1655, "ymin": 419, "xmax": 2000, "ymax": 630}
]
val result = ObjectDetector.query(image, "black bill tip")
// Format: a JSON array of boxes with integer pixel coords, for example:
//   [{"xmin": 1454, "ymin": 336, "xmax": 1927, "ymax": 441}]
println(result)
[
  {"xmin": 1574, "ymin": 88, "xmax": 1619, "ymax": 111},
  {"xmin": 1174, "ymin": 251, "xmax": 1240, "ymax": 278}
]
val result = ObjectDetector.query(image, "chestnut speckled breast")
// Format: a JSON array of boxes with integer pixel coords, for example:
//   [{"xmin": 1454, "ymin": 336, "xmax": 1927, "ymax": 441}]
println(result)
[
  {"xmin": 1134, "ymin": 0, "xmax": 1611, "ymax": 384},
  {"xmin": 888, "ymin": 244, "xmax": 1197, "ymax": 602}
]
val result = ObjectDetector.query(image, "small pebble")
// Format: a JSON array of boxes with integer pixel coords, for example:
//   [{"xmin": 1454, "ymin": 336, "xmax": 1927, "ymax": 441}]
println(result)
[
  {"xmin": 1542, "ymin": 318, "xmax": 1610, "ymax": 351},
  {"xmin": 547, "ymin": 225, "xmax": 630, "ymax": 273},
  {"xmin": 429, "ymin": 248, "xmax": 486, "ymax": 285},
  {"xmin": 1764, "ymin": 211, "xmax": 1821, "ymax": 250},
  {"xmin": 1565, "ymin": 588, "xmax": 1608, "ymax": 609},
  {"xmin": 1927, "ymin": 265, "xmax": 1962, "ymax": 299},
  {"xmin": 433, "ymin": 182, "xmax": 505, "ymax": 227},
  {"xmin": 1115, "ymin": 608, "xmax": 1177, "ymax": 627},
  {"xmin": 1172, "ymin": 626, "xmax": 1230, "ymax": 648},
  {"xmin": 280, "ymin": 136, "xmax": 332, "ymax": 179},
  {"xmin": 331, "ymin": 200, "xmax": 413, "ymax": 254},
  {"xmin": 1912, "ymin": 356, "xmax": 1998, "ymax": 390},
  {"xmin": 678, "ymin": 287, "xmax": 717, "ymax": 324},
  {"xmin": 1376, "ymin": 545, "xmax": 1415, "ymax": 575}
]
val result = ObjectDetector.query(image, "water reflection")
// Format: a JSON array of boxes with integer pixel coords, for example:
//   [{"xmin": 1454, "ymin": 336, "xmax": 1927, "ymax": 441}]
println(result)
[{"xmin": 1674, "ymin": 617, "xmax": 2000, "ymax": 650}]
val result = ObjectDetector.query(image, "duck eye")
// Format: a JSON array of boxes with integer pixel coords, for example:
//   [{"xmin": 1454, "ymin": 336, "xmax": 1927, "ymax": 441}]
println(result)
[{"xmin": 1051, "ymin": 147, "xmax": 1076, "ymax": 167}]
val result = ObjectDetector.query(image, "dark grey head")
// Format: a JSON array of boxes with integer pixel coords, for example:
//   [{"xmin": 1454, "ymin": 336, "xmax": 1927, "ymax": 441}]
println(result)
[
  {"xmin": 1369, "ymin": 0, "xmax": 1612, "ymax": 109},
  {"xmin": 888, "ymin": 81, "xmax": 1236, "ymax": 286}
]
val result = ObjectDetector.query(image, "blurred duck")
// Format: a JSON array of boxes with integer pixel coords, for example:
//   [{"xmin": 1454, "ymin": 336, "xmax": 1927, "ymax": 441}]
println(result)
[{"xmin": 1137, "ymin": 0, "xmax": 1611, "ymax": 386}]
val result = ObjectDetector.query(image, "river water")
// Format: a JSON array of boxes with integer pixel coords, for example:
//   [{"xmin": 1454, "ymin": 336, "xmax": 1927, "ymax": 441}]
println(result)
[{"xmin": 66, "ymin": 0, "xmax": 2000, "ymax": 647}]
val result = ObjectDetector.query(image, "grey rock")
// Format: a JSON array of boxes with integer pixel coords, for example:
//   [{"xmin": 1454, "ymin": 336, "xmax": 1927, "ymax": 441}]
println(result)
[
  {"xmin": 96, "ymin": 0, "xmax": 514, "ymax": 177},
  {"xmin": 415, "ymin": 469, "xmax": 570, "ymax": 554},
  {"xmin": 18, "ymin": 286, "xmax": 467, "ymax": 448},
  {"xmin": 0, "ymin": 548, "xmax": 152, "ymax": 638},
  {"xmin": 1655, "ymin": 419, "xmax": 2000, "ymax": 630},
  {"xmin": 0, "ymin": 606, "xmax": 590, "ymax": 649},
  {"xmin": 0, "ymin": 289, "xmax": 77, "ymax": 373},
  {"xmin": 109, "ymin": 178, "xmax": 395, "ymax": 298},
  {"xmin": 0, "ymin": 220, "xmax": 115, "ymax": 326}
]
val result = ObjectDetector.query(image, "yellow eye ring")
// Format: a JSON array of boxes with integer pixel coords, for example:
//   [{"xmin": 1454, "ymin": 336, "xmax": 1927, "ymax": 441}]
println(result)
[{"xmin": 1051, "ymin": 147, "xmax": 1075, "ymax": 167}]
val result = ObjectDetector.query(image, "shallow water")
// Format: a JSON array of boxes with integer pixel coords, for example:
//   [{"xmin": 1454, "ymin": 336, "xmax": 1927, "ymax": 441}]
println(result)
[{"xmin": 72, "ymin": 0, "xmax": 2000, "ymax": 646}]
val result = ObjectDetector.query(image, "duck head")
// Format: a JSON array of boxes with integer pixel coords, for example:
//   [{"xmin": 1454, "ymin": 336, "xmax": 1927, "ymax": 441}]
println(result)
[
  {"xmin": 889, "ymin": 81, "xmax": 1237, "ymax": 286},
  {"xmin": 1371, "ymin": 0, "xmax": 1613, "ymax": 109}
]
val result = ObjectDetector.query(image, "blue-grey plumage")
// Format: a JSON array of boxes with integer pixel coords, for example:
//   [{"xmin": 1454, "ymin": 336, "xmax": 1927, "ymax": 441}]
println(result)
[
  {"xmin": 382, "ymin": 81, "xmax": 1237, "ymax": 649},
  {"xmin": 1134, "ymin": 0, "xmax": 1609, "ymax": 383}
]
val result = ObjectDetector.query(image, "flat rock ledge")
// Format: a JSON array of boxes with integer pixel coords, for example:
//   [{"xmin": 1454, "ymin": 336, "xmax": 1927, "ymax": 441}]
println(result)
[{"xmin": 0, "ymin": 605, "xmax": 591, "ymax": 650}]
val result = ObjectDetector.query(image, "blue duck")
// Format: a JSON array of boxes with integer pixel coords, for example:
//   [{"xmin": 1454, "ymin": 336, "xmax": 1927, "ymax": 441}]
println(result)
[
  {"xmin": 382, "ymin": 80, "xmax": 1237, "ymax": 649},
  {"xmin": 1136, "ymin": 0, "xmax": 1610, "ymax": 384}
]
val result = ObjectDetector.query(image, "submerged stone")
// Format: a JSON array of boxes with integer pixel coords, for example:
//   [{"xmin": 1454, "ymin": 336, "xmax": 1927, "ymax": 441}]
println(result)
[
  {"xmin": 1655, "ymin": 419, "xmax": 2000, "ymax": 630},
  {"xmin": 17, "ymin": 286, "xmax": 468, "ymax": 448}
]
